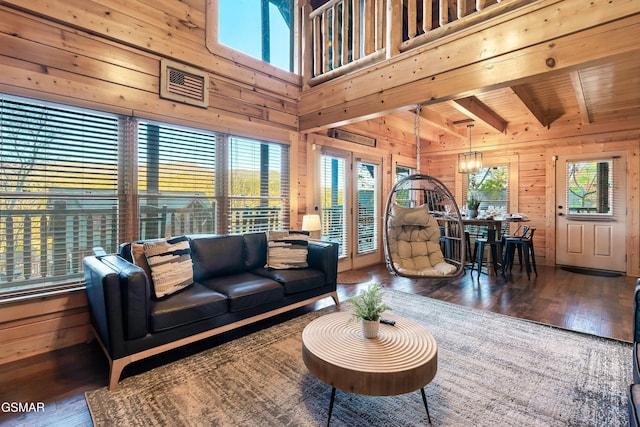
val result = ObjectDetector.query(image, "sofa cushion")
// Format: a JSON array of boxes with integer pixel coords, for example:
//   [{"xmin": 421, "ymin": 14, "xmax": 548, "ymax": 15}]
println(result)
[
  {"xmin": 244, "ymin": 232, "xmax": 267, "ymax": 270},
  {"xmin": 252, "ymin": 267, "xmax": 326, "ymax": 295},
  {"xmin": 202, "ymin": 272, "xmax": 284, "ymax": 312},
  {"xmin": 266, "ymin": 231, "xmax": 309, "ymax": 269},
  {"xmin": 191, "ymin": 235, "xmax": 246, "ymax": 281},
  {"xmin": 149, "ymin": 282, "xmax": 227, "ymax": 333},
  {"xmin": 144, "ymin": 236, "xmax": 194, "ymax": 299}
]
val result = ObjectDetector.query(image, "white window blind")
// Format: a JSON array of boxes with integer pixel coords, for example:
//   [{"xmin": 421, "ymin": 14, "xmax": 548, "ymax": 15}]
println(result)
[
  {"xmin": 226, "ymin": 136, "xmax": 289, "ymax": 233},
  {"xmin": 321, "ymin": 153, "xmax": 347, "ymax": 258},
  {"xmin": 0, "ymin": 95, "xmax": 119, "ymax": 295},
  {"xmin": 356, "ymin": 160, "xmax": 378, "ymax": 254},
  {"xmin": 138, "ymin": 121, "xmax": 217, "ymax": 239}
]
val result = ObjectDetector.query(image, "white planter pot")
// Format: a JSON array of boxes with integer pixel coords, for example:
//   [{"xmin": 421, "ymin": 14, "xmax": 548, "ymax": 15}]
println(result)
[{"xmin": 362, "ymin": 319, "xmax": 379, "ymax": 339}]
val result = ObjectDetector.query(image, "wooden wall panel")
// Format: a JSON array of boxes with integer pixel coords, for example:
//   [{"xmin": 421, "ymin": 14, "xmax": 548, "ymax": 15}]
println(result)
[
  {"xmin": 0, "ymin": 1, "xmax": 302, "ymax": 364},
  {"xmin": 0, "ymin": 292, "xmax": 91, "ymax": 364},
  {"xmin": 0, "ymin": 0, "xmax": 638, "ymax": 366}
]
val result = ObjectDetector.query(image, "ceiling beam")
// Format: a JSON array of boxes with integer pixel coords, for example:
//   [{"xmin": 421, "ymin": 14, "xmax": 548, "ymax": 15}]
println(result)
[
  {"xmin": 418, "ymin": 107, "xmax": 467, "ymax": 139},
  {"xmin": 449, "ymin": 96, "xmax": 507, "ymax": 133},
  {"xmin": 570, "ymin": 71, "xmax": 593, "ymax": 125},
  {"xmin": 509, "ymin": 86, "xmax": 549, "ymax": 128}
]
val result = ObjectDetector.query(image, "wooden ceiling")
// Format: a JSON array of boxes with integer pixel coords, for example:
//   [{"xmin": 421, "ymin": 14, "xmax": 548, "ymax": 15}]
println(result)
[{"xmin": 340, "ymin": 49, "xmax": 640, "ymax": 153}]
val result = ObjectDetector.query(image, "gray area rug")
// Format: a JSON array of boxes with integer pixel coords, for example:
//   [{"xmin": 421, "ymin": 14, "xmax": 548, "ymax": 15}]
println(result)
[{"xmin": 85, "ymin": 289, "xmax": 632, "ymax": 426}]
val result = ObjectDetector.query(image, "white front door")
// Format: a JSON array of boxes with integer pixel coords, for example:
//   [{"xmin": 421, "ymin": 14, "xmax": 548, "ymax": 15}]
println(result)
[{"xmin": 555, "ymin": 152, "xmax": 626, "ymax": 272}]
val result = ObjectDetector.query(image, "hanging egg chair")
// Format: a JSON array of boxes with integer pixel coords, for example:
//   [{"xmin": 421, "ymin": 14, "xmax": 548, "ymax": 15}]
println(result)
[{"xmin": 383, "ymin": 174, "xmax": 466, "ymax": 279}]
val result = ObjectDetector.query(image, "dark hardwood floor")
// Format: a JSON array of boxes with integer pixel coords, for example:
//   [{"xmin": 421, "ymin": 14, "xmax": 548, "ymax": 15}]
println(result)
[{"xmin": 0, "ymin": 264, "xmax": 636, "ymax": 426}]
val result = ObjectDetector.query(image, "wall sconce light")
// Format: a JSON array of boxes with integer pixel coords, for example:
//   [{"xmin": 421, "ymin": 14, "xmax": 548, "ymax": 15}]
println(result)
[
  {"xmin": 301, "ymin": 214, "xmax": 322, "ymax": 239},
  {"xmin": 458, "ymin": 124, "xmax": 483, "ymax": 174}
]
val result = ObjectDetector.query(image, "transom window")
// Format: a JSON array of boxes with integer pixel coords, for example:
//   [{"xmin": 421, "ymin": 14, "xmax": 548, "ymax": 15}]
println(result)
[{"xmin": 218, "ymin": 0, "xmax": 293, "ymax": 72}]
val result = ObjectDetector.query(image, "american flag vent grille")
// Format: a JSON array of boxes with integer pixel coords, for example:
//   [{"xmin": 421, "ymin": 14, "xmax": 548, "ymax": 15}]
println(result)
[{"xmin": 160, "ymin": 59, "xmax": 209, "ymax": 108}]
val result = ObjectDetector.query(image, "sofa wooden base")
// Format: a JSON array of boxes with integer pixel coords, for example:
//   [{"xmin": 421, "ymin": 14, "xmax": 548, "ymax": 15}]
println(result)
[{"xmin": 95, "ymin": 291, "xmax": 339, "ymax": 390}]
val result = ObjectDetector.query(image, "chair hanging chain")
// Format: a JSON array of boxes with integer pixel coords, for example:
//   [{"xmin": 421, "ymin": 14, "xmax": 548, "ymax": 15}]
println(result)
[{"xmin": 414, "ymin": 104, "xmax": 422, "ymax": 174}]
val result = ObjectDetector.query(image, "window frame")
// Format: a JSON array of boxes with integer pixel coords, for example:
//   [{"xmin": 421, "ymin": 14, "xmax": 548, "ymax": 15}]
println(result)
[
  {"xmin": 0, "ymin": 94, "xmax": 120, "ymax": 299},
  {"xmin": 205, "ymin": 0, "xmax": 300, "ymax": 78},
  {"xmin": 0, "ymin": 94, "xmax": 291, "ymax": 301}
]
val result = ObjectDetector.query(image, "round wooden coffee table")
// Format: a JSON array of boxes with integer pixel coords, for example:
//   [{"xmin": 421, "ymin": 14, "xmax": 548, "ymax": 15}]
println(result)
[{"xmin": 301, "ymin": 311, "xmax": 437, "ymax": 425}]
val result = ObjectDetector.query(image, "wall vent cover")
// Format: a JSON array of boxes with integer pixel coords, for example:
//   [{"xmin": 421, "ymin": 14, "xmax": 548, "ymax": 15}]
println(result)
[{"xmin": 160, "ymin": 59, "xmax": 209, "ymax": 108}]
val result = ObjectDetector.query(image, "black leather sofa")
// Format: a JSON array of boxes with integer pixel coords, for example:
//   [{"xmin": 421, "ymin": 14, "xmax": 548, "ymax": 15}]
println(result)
[
  {"xmin": 83, "ymin": 232, "xmax": 339, "ymax": 390},
  {"xmin": 629, "ymin": 279, "xmax": 640, "ymax": 426}
]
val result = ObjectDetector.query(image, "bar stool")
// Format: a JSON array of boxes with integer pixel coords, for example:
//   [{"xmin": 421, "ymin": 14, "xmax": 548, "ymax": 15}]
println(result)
[
  {"xmin": 471, "ymin": 229, "xmax": 502, "ymax": 279},
  {"xmin": 503, "ymin": 227, "xmax": 537, "ymax": 279},
  {"xmin": 439, "ymin": 226, "xmax": 452, "ymax": 259},
  {"xmin": 464, "ymin": 230, "xmax": 473, "ymax": 269}
]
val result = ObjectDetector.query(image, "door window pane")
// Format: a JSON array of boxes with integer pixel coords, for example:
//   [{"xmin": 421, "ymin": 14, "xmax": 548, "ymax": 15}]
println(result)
[
  {"xmin": 356, "ymin": 161, "xmax": 378, "ymax": 254},
  {"xmin": 321, "ymin": 154, "xmax": 347, "ymax": 258},
  {"xmin": 565, "ymin": 159, "xmax": 613, "ymax": 215}
]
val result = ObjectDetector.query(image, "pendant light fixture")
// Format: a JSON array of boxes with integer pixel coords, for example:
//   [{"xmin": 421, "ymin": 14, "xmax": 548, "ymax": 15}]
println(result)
[{"xmin": 458, "ymin": 123, "xmax": 482, "ymax": 173}]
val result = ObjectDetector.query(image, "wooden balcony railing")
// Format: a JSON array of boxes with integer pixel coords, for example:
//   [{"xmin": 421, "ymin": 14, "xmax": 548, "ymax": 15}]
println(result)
[
  {"xmin": 303, "ymin": 0, "xmax": 533, "ymax": 86},
  {"xmin": 0, "ymin": 203, "xmax": 118, "ymax": 288},
  {"xmin": 1, "ymin": 192, "xmax": 292, "ymax": 292}
]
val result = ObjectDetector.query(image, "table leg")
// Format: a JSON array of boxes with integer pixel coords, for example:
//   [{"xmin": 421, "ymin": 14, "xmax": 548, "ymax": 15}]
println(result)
[
  {"xmin": 327, "ymin": 387, "xmax": 336, "ymax": 427},
  {"xmin": 420, "ymin": 387, "xmax": 432, "ymax": 424}
]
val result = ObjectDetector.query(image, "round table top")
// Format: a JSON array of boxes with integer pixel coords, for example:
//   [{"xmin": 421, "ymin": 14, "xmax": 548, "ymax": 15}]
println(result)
[{"xmin": 301, "ymin": 311, "xmax": 437, "ymax": 396}]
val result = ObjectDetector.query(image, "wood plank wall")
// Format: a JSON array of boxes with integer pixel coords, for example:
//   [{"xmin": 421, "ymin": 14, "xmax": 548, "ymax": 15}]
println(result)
[
  {"xmin": 0, "ymin": 0, "xmax": 638, "ymax": 364},
  {"xmin": 0, "ymin": 0, "xmax": 302, "ymax": 364},
  {"xmin": 0, "ymin": 291, "xmax": 90, "ymax": 364}
]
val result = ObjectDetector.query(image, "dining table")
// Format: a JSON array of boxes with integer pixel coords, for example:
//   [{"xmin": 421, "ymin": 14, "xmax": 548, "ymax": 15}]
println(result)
[{"xmin": 461, "ymin": 216, "xmax": 530, "ymax": 274}]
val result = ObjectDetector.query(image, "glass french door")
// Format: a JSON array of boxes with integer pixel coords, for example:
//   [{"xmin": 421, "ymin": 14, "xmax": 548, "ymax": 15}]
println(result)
[{"xmin": 320, "ymin": 150, "xmax": 382, "ymax": 271}]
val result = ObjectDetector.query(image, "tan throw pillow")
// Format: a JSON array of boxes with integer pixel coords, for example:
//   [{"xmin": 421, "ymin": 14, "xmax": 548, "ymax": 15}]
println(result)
[
  {"xmin": 131, "ymin": 242, "xmax": 153, "ymax": 282},
  {"xmin": 265, "ymin": 231, "xmax": 309, "ymax": 269},
  {"xmin": 143, "ymin": 236, "xmax": 194, "ymax": 299}
]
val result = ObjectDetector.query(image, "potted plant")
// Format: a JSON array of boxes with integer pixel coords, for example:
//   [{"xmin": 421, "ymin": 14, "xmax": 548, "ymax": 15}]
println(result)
[
  {"xmin": 348, "ymin": 283, "xmax": 391, "ymax": 338},
  {"xmin": 467, "ymin": 193, "xmax": 481, "ymax": 218}
]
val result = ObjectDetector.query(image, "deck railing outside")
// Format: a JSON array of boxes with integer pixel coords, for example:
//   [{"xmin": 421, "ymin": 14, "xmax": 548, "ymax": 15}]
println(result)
[{"xmin": 0, "ymin": 201, "xmax": 289, "ymax": 292}]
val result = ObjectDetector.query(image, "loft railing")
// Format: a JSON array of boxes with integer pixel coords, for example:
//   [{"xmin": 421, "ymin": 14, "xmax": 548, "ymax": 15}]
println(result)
[{"xmin": 303, "ymin": 0, "xmax": 534, "ymax": 86}]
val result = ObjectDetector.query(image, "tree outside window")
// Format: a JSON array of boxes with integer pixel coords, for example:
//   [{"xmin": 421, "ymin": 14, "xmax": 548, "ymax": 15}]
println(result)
[{"xmin": 467, "ymin": 166, "xmax": 509, "ymax": 215}]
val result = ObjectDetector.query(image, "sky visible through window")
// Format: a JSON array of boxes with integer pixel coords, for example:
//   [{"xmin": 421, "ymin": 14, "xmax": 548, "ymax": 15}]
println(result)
[{"xmin": 218, "ymin": 0, "xmax": 292, "ymax": 71}]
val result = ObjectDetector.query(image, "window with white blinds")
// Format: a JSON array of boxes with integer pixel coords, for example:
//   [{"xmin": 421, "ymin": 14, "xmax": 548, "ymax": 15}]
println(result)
[
  {"xmin": 0, "ymin": 94, "xmax": 292, "ymax": 299},
  {"xmin": 320, "ymin": 153, "xmax": 347, "ymax": 258},
  {"xmin": 226, "ymin": 136, "xmax": 290, "ymax": 233},
  {"xmin": 138, "ymin": 121, "xmax": 217, "ymax": 239},
  {"xmin": 0, "ymin": 94, "xmax": 119, "ymax": 296}
]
